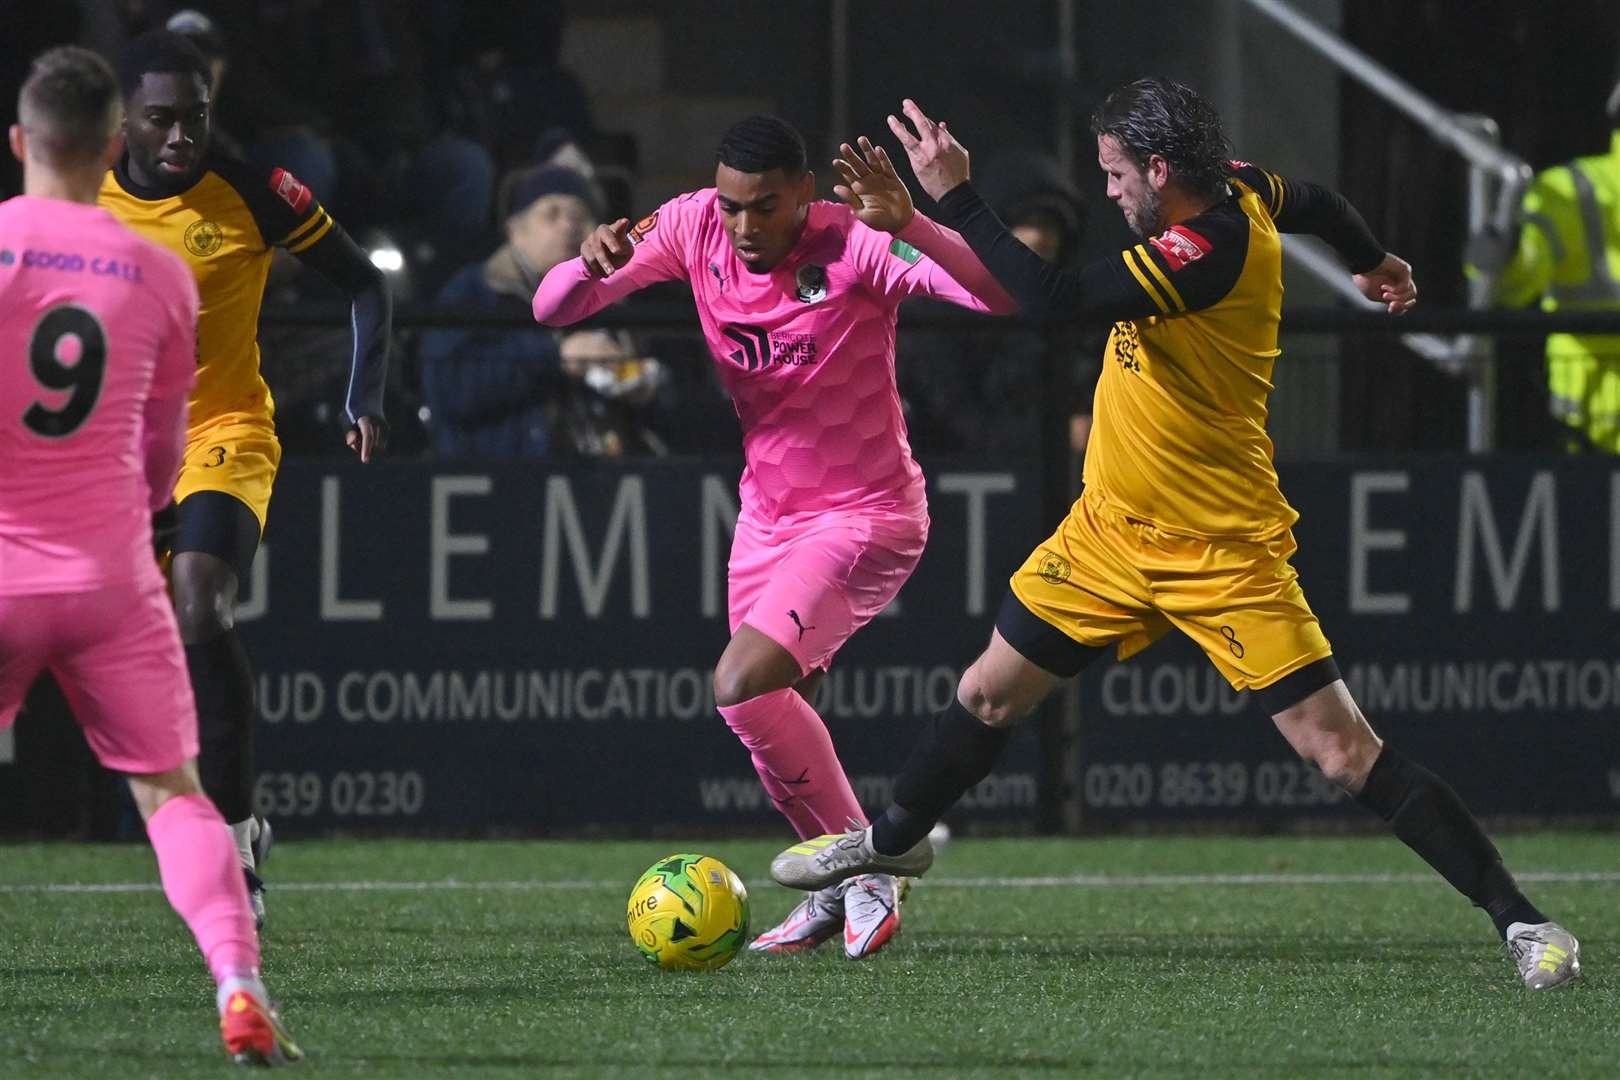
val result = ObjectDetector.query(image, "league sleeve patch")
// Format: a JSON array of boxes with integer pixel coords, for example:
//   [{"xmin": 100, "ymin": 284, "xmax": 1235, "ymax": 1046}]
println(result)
[
  {"xmin": 269, "ymin": 168, "xmax": 313, "ymax": 216},
  {"xmin": 1148, "ymin": 226, "xmax": 1212, "ymax": 271},
  {"xmin": 889, "ymin": 238, "xmax": 922, "ymax": 265},
  {"xmin": 1228, "ymin": 159, "xmax": 1254, "ymax": 170},
  {"xmin": 629, "ymin": 212, "xmax": 658, "ymax": 244}
]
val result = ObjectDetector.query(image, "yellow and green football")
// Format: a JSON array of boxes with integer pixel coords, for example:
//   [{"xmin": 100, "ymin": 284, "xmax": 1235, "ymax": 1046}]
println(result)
[{"xmin": 626, "ymin": 853, "xmax": 749, "ymax": 971}]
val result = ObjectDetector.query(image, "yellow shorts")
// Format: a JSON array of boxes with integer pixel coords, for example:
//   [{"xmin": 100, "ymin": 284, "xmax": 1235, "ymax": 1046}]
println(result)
[
  {"xmin": 173, "ymin": 411, "xmax": 281, "ymax": 533},
  {"xmin": 1008, "ymin": 490, "xmax": 1332, "ymax": 691}
]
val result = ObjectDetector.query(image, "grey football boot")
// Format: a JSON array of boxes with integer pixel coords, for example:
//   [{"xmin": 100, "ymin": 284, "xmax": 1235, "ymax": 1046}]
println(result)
[
  {"xmin": 770, "ymin": 821, "xmax": 933, "ymax": 891},
  {"xmin": 1506, "ymin": 921, "xmax": 1581, "ymax": 989}
]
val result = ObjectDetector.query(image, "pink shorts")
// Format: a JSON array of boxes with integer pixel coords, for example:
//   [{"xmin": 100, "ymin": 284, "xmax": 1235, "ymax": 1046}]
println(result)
[
  {"xmin": 0, "ymin": 574, "xmax": 197, "ymax": 774},
  {"xmin": 729, "ymin": 507, "xmax": 929, "ymax": 675}
]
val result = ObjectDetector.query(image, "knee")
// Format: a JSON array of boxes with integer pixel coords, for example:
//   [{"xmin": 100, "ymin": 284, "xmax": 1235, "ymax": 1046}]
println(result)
[
  {"xmin": 957, "ymin": 671, "xmax": 1031, "ymax": 729},
  {"xmin": 127, "ymin": 762, "xmax": 203, "ymax": 822},
  {"xmin": 1299, "ymin": 732, "xmax": 1381, "ymax": 792},
  {"xmin": 173, "ymin": 583, "xmax": 233, "ymax": 643},
  {"xmin": 712, "ymin": 663, "xmax": 756, "ymax": 710}
]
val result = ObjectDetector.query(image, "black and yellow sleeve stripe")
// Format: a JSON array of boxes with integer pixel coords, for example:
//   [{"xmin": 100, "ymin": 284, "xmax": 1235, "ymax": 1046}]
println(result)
[
  {"xmin": 1121, "ymin": 244, "xmax": 1188, "ymax": 315},
  {"xmin": 1262, "ymin": 170, "xmax": 1285, "ymax": 218},
  {"xmin": 277, "ymin": 208, "xmax": 334, "ymax": 254},
  {"xmin": 1230, "ymin": 164, "xmax": 1286, "ymax": 220}
]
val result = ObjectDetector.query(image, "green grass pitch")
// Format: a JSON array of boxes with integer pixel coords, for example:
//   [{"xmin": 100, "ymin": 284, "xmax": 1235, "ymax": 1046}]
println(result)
[{"xmin": 2, "ymin": 832, "xmax": 1614, "ymax": 1077}]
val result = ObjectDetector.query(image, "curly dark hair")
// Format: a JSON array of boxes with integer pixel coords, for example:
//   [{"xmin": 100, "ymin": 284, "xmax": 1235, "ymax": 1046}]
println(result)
[{"xmin": 1090, "ymin": 78, "xmax": 1232, "ymax": 201}]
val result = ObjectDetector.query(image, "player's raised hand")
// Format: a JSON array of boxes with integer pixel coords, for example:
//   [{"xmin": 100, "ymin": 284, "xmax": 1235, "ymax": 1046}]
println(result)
[
  {"xmin": 346, "ymin": 415, "xmax": 388, "ymax": 463},
  {"xmin": 580, "ymin": 218, "xmax": 633, "ymax": 278},
  {"xmin": 832, "ymin": 136, "xmax": 914, "ymax": 234},
  {"xmin": 1354, "ymin": 252, "xmax": 1418, "ymax": 315},
  {"xmin": 886, "ymin": 98, "xmax": 970, "ymax": 202}
]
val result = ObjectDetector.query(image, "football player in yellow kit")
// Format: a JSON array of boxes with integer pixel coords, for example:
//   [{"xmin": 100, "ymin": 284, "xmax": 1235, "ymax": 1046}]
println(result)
[
  {"xmin": 771, "ymin": 81, "xmax": 1579, "ymax": 992},
  {"xmin": 100, "ymin": 31, "xmax": 391, "ymax": 928}
]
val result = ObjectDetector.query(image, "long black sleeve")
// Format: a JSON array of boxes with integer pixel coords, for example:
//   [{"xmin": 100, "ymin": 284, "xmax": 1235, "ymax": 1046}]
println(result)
[
  {"xmin": 292, "ymin": 220, "xmax": 393, "ymax": 423},
  {"xmin": 1230, "ymin": 163, "xmax": 1386, "ymax": 273},
  {"xmin": 934, "ymin": 182, "xmax": 1250, "ymax": 324}
]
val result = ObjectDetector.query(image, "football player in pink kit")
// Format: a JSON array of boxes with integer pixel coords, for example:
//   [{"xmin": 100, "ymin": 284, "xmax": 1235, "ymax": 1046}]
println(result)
[
  {"xmin": 534, "ymin": 115, "xmax": 1014, "ymax": 957},
  {"xmin": 0, "ymin": 47, "xmax": 299, "ymax": 1065}
]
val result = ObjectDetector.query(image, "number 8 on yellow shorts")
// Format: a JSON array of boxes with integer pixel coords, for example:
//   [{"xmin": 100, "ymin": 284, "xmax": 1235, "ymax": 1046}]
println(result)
[{"xmin": 1006, "ymin": 489, "xmax": 1333, "ymax": 693}]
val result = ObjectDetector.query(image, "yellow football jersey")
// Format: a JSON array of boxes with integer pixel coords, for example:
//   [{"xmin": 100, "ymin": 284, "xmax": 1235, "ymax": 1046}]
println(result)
[
  {"xmin": 99, "ymin": 154, "xmax": 333, "ymax": 427},
  {"xmin": 1083, "ymin": 170, "xmax": 1295, "ymax": 541}
]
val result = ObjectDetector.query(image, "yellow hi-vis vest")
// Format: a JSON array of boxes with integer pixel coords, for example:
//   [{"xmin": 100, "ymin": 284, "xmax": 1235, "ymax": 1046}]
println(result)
[{"xmin": 1497, "ymin": 132, "xmax": 1620, "ymax": 452}]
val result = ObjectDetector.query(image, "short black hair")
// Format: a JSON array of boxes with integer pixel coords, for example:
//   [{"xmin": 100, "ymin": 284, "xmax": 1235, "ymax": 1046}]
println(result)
[
  {"xmin": 117, "ymin": 29, "xmax": 212, "ymax": 100},
  {"xmin": 1091, "ymin": 78, "xmax": 1232, "ymax": 201},
  {"xmin": 715, "ymin": 114, "xmax": 807, "ymax": 177},
  {"xmin": 18, "ymin": 46, "xmax": 121, "ymax": 167}
]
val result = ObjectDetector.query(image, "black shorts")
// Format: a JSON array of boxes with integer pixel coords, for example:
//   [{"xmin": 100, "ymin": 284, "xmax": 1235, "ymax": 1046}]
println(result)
[{"xmin": 173, "ymin": 490, "xmax": 262, "ymax": 582}]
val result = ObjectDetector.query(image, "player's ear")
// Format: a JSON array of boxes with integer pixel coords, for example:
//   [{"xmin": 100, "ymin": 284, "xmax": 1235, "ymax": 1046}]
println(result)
[
  {"xmin": 799, "ymin": 169, "xmax": 816, "ymax": 208},
  {"xmin": 1146, "ymin": 154, "xmax": 1171, "ymax": 192},
  {"xmin": 8, "ymin": 125, "xmax": 23, "ymax": 165}
]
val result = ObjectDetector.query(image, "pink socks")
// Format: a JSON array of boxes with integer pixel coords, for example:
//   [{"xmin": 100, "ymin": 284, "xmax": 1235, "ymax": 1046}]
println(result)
[
  {"xmin": 719, "ymin": 688, "xmax": 865, "ymax": 839},
  {"xmin": 146, "ymin": 793, "xmax": 260, "ymax": 987}
]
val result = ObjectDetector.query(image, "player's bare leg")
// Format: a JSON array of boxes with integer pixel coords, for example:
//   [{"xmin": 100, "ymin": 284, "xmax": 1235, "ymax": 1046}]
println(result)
[
  {"xmin": 1271, "ymin": 680, "xmax": 1580, "ymax": 989},
  {"xmin": 129, "ymin": 762, "xmax": 301, "ymax": 1064}
]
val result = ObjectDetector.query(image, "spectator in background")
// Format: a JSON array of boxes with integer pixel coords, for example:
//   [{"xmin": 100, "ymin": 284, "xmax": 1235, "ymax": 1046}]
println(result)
[
  {"xmin": 419, "ymin": 165, "xmax": 666, "ymax": 459},
  {"xmin": 1001, "ymin": 179, "xmax": 1102, "ymax": 458},
  {"xmin": 445, "ymin": 0, "xmax": 594, "ymax": 177},
  {"xmin": 1471, "ymin": 80, "xmax": 1620, "ymax": 453},
  {"xmin": 554, "ymin": 330, "xmax": 669, "ymax": 458},
  {"xmin": 165, "ymin": 8, "xmax": 338, "ymax": 205},
  {"xmin": 191, "ymin": 0, "xmax": 494, "ymax": 293},
  {"xmin": 0, "ymin": 0, "xmax": 84, "ymax": 197}
]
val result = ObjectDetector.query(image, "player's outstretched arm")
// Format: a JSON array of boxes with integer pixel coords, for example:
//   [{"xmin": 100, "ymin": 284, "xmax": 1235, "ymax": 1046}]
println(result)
[
  {"xmin": 291, "ymin": 221, "xmax": 392, "ymax": 462},
  {"xmin": 884, "ymin": 98, "xmax": 1089, "ymax": 318},
  {"xmin": 1353, "ymin": 252, "xmax": 1418, "ymax": 315},
  {"xmin": 836, "ymin": 134, "xmax": 1016, "ymax": 314},
  {"xmin": 534, "ymin": 207, "xmax": 687, "ymax": 327},
  {"xmin": 1236, "ymin": 165, "xmax": 1405, "ymax": 296}
]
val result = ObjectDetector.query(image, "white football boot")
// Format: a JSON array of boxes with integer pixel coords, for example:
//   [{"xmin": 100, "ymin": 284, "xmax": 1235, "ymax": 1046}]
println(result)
[
  {"xmin": 842, "ymin": 874, "xmax": 903, "ymax": 959},
  {"xmin": 1506, "ymin": 921, "xmax": 1581, "ymax": 989},
  {"xmin": 748, "ymin": 882, "xmax": 845, "ymax": 954}
]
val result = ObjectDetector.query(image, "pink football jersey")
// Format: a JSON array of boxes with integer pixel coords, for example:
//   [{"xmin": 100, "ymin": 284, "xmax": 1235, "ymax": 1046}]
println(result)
[
  {"xmin": 534, "ymin": 193, "xmax": 1013, "ymax": 519},
  {"xmin": 0, "ymin": 195, "xmax": 198, "ymax": 594}
]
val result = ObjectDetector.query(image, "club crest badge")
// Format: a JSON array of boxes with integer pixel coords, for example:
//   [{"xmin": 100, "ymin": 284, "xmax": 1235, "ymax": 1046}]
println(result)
[
  {"xmin": 183, "ymin": 219, "xmax": 224, "ymax": 257},
  {"xmin": 794, "ymin": 263, "xmax": 828, "ymax": 304}
]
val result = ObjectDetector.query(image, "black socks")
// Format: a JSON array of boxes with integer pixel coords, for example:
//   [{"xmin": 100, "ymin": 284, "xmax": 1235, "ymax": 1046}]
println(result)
[
  {"xmin": 1354, "ymin": 744, "xmax": 1547, "ymax": 938},
  {"xmin": 872, "ymin": 698, "xmax": 1011, "ymax": 855},
  {"xmin": 186, "ymin": 630, "xmax": 256, "ymax": 823}
]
